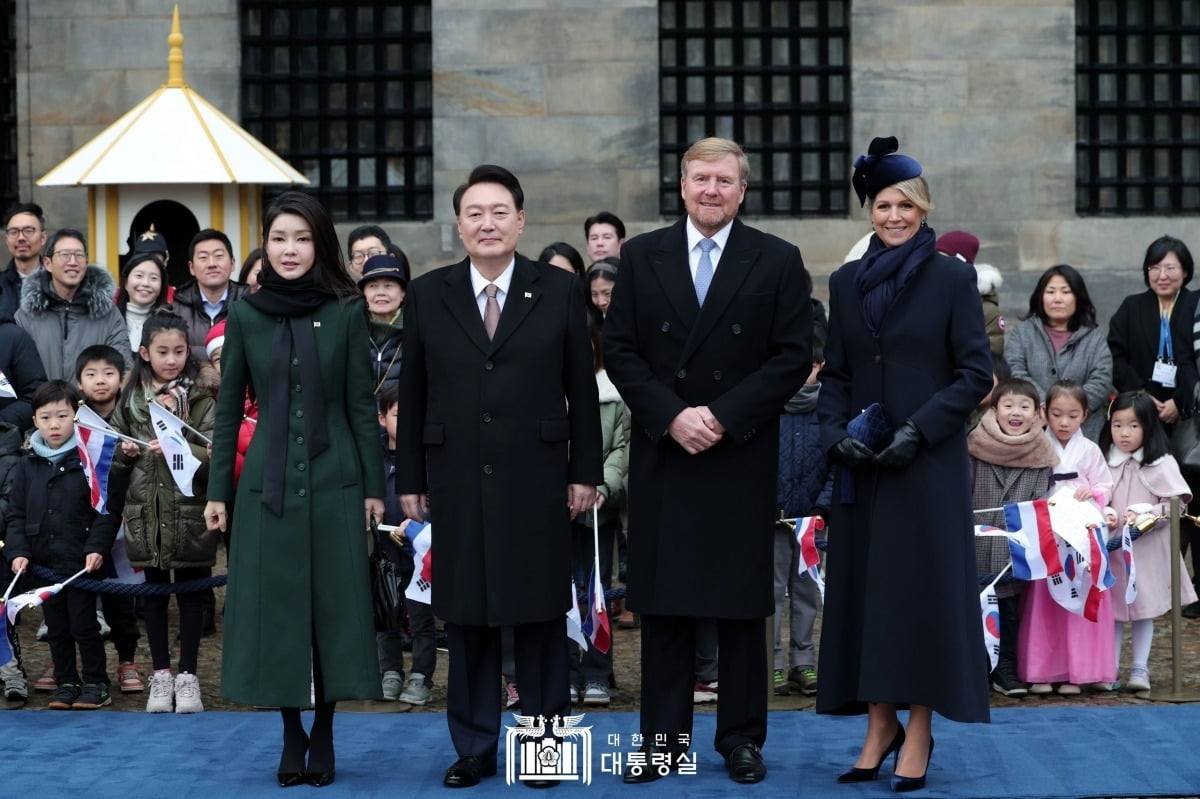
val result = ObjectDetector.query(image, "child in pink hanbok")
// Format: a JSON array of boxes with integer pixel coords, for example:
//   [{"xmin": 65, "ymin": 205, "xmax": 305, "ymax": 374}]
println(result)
[
  {"xmin": 1103, "ymin": 391, "xmax": 1195, "ymax": 693},
  {"xmin": 1017, "ymin": 381, "xmax": 1114, "ymax": 694}
]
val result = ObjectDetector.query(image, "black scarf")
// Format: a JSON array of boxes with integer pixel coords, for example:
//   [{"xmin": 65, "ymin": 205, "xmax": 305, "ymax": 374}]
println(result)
[
  {"xmin": 245, "ymin": 262, "xmax": 336, "ymax": 516},
  {"xmin": 854, "ymin": 225, "xmax": 936, "ymax": 336}
]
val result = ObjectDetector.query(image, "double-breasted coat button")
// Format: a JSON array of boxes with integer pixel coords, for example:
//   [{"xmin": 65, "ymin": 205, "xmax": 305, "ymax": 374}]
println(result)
[
  {"xmin": 483, "ymin": 464, "xmax": 493, "ymax": 475},
  {"xmin": 712, "ymin": 370, "xmax": 722, "ymax": 381},
  {"xmin": 661, "ymin": 322, "xmax": 670, "ymax": 332},
  {"xmin": 676, "ymin": 369, "xmax": 687, "ymax": 379},
  {"xmin": 294, "ymin": 384, "xmax": 302, "ymax": 393},
  {"xmin": 296, "ymin": 463, "xmax": 306, "ymax": 471},
  {"xmin": 484, "ymin": 361, "xmax": 494, "ymax": 371},
  {"xmin": 295, "ymin": 409, "xmax": 304, "ymax": 418},
  {"xmin": 296, "ymin": 435, "xmax": 305, "ymax": 445},
  {"xmin": 298, "ymin": 488, "xmax": 307, "ymax": 497},
  {"xmin": 731, "ymin": 324, "xmax": 742, "ymax": 334},
  {"xmin": 291, "ymin": 357, "xmax": 300, "ymax": 367}
]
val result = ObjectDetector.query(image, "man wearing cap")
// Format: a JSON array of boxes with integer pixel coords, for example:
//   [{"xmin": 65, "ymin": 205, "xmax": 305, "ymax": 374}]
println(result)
[
  {"xmin": 358, "ymin": 252, "xmax": 409, "ymax": 394},
  {"xmin": 936, "ymin": 230, "xmax": 1005, "ymax": 358},
  {"xmin": 173, "ymin": 228, "xmax": 250, "ymax": 363},
  {"xmin": 602, "ymin": 137, "xmax": 811, "ymax": 785}
]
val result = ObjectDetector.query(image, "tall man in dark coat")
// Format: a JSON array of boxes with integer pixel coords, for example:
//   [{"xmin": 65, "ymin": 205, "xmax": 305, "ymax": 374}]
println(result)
[
  {"xmin": 603, "ymin": 137, "xmax": 812, "ymax": 785},
  {"xmin": 397, "ymin": 164, "xmax": 603, "ymax": 789}
]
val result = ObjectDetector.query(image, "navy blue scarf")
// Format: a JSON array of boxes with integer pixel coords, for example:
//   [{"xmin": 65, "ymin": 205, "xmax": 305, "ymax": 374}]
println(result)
[{"xmin": 854, "ymin": 225, "xmax": 936, "ymax": 336}]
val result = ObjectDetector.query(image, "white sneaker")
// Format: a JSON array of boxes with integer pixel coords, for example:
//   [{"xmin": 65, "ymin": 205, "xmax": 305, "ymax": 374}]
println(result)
[
  {"xmin": 174, "ymin": 672, "xmax": 204, "ymax": 713},
  {"xmin": 96, "ymin": 610, "xmax": 111, "ymax": 638},
  {"xmin": 36, "ymin": 622, "xmax": 48, "ymax": 641},
  {"xmin": 400, "ymin": 673, "xmax": 431, "ymax": 705},
  {"xmin": 381, "ymin": 670, "xmax": 403, "ymax": 701},
  {"xmin": 1029, "ymin": 683, "xmax": 1054, "ymax": 695},
  {"xmin": 146, "ymin": 671, "xmax": 174, "ymax": 713},
  {"xmin": 1127, "ymin": 667, "xmax": 1151, "ymax": 693}
]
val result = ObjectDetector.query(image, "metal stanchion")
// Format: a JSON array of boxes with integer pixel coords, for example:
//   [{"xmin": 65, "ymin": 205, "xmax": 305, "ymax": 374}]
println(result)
[{"xmin": 1150, "ymin": 497, "xmax": 1200, "ymax": 702}]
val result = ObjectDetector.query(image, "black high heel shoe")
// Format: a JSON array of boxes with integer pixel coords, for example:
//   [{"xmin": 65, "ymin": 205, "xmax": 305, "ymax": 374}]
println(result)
[
  {"xmin": 837, "ymin": 725, "xmax": 906, "ymax": 783},
  {"xmin": 890, "ymin": 736, "xmax": 934, "ymax": 793},
  {"xmin": 277, "ymin": 732, "xmax": 309, "ymax": 788}
]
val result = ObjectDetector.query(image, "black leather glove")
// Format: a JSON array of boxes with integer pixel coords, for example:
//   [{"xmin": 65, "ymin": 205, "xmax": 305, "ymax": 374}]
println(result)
[
  {"xmin": 874, "ymin": 420, "xmax": 924, "ymax": 468},
  {"xmin": 829, "ymin": 436, "xmax": 876, "ymax": 467}
]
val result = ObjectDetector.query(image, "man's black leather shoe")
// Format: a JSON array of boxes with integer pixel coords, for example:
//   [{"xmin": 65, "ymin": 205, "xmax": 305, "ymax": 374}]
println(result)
[
  {"xmin": 622, "ymin": 745, "xmax": 678, "ymax": 784},
  {"xmin": 727, "ymin": 743, "xmax": 766, "ymax": 784},
  {"xmin": 443, "ymin": 756, "xmax": 497, "ymax": 788}
]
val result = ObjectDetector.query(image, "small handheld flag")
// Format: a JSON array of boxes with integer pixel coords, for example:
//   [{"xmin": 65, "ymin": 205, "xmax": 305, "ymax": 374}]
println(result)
[
  {"xmin": 1004, "ymin": 499, "xmax": 1062, "ymax": 581},
  {"xmin": 793, "ymin": 515, "xmax": 826, "ymax": 599},
  {"xmin": 579, "ymin": 506, "xmax": 611, "ymax": 654},
  {"xmin": 75, "ymin": 419, "xmax": 119, "ymax": 514},
  {"xmin": 404, "ymin": 520, "xmax": 432, "ymax": 604},
  {"xmin": 0, "ymin": 370, "xmax": 16, "ymax": 399},
  {"xmin": 1122, "ymin": 523, "xmax": 1138, "ymax": 604},
  {"xmin": 148, "ymin": 402, "xmax": 203, "ymax": 497},
  {"xmin": 566, "ymin": 580, "xmax": 588, "ymax": 652}
]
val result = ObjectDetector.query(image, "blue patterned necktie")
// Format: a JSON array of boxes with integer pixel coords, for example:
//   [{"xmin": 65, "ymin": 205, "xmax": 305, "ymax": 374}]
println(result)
[{"xmin": 695, "ymin": 238, "xmax": 716, "ymax": 305}]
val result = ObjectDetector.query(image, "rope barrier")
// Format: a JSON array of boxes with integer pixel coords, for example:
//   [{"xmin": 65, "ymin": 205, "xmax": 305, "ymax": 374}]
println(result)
[{"xmin": 26, "ymin": 564, "xmax": 226, "ymax": 595}]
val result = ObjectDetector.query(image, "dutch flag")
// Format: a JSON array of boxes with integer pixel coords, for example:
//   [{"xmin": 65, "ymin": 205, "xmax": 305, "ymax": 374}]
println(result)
[{"xmin": 1004, "ymin": 499, "xmax": 1063, "ymax": 581}]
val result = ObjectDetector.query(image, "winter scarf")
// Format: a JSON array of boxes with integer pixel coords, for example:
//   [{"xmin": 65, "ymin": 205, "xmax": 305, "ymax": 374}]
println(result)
[{"xmin": 967, "ymin": 409, "xmax": 1058, "ymax": 469}]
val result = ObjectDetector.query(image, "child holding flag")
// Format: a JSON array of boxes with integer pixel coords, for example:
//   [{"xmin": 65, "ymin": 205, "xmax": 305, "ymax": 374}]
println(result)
[
  {"xmin": 968, "ymin": 377, "xmax": 1058, "ymax": 697},
  {"xmin": 112, "ymin": 311, "xmax": 216, "ymax": 713},
  {"xmin": 75, "ymin": 344, "xmax": 145, "ymax": 695},
  {"xmin": 1018, "ymin": 380, "xmax": 1115, "ymax": 695},
  {"xmin": 1103, "ymin": 390, "xmax": 1195, "ymax": 693},
  {"xmin": 5, "ymin": 380, "xmax": 123, "ymax": 709},
  {"xmin": 773, "ymin": 306, "xmax": 832, "ymax": 697}
]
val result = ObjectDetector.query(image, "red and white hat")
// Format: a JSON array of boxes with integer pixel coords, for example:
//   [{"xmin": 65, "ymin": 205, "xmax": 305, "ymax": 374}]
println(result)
[{"xmin": 205, "ymin": 320, "xmax": 226, "ymax": 359}]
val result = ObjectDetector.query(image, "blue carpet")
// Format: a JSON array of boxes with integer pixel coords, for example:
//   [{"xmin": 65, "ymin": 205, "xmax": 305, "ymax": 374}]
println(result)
[{"xmin": 4, "ymin": 706, "xmax": 1199, "ymax": 798}]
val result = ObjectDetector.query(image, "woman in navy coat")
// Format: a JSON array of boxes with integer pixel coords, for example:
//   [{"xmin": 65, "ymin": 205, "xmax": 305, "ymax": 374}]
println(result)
[{"xmin": 816, "ymin": 138, "xmax": 993, "ymax": 792}]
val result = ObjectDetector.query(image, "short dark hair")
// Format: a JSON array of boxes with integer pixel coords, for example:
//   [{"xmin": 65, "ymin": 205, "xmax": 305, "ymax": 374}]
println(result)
[
  {"xmin": 3, "ymin": 202, "xmax": 45, "ymax": 230},
  {"xmin": 75, "ymin": 345, "xmax": 126, "ymax": 381},
  {"xmin": 989, "ymin": 377, "xmax": 1041, "ymax": 409},
  {"xmin": 1100, "ymin": 390, "xmax": 1170, "ymax": 463},
  {"xmin": 584, "ymin": 211, "xmax": 626, "ymax": 241},
  {"xmin": 32, "ymin": 379, "xmax": 82, "ymax": 414},
  {"xmin": 1142, "ymin": 235, "xmax": 1194, "ymax": 288},
  {"xmin": 377, "ymin": 381, "xmax": 399, "ymax": 415},
  {"xmin": 188, "ymin": 228, "xmax": 234, "ymax": 263},
  {"xmin": 1025, "ymin": 264, "xmax": 1098, "ymax": 331},
  {"xmin": 43, "ymin": 228, "xmax": 87, "ymax": 260},
  {"xmin": 538, "ymin": 242, "xmax": 585, "ymax": 278},
  {"xmin": 452, "ymin": 164, "xmax": 524, "ymax": 215},
  {"xmin": 347, "ymin": 225, "xmax": 393, "ymax": 254}
]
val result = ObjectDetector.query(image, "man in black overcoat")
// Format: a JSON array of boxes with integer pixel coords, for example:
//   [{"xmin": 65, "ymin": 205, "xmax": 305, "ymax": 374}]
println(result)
[
  {"xmin": 603, "ymin": 137, "xmax": 812, "ymax": 784},
  {"xmin": 397, "ymin": 165, "xmax": 603, "ymax": 788}
]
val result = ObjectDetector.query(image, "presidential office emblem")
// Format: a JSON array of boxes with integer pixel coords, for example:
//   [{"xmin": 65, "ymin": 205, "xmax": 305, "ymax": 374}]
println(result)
[{"xmin": 505, "ymin": 713, "xmax": 592, "ymax": 785}]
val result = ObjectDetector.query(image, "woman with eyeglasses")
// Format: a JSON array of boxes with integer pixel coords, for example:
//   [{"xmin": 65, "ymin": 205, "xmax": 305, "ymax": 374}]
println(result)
[
  {"xmin": 1108, "ymin": 235, "xmax": 1200, "ymax": 617},
  {"xmin": 14, "ymin": 228, "xmax": 129, "ymax": 381}
]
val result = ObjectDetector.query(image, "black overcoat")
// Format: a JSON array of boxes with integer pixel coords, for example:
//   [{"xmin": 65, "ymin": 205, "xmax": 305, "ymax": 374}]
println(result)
[
  {"xmin": 1108, "ymin": 287, "xmax": 1199, "ymax": 410},
  {"xmin": 815, "ymin": 251, "xmax": 993, "ymax": 723},
  {"xmin": 396, "ymin": 255, "xmax": 602, "ymax": 627},
  {"xmin": 603, "ymin": 218, "xmax": 812, "ymax": 618}
]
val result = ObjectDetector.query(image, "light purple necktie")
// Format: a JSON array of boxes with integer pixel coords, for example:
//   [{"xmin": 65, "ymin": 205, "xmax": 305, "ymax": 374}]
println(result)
[
  {"xmin": 483, "ymin": 283, "xmax": 500, "ymax": 340},
  {"xmin": 695, "ymin": 238, "xmax": 716, "ymax": 304}
]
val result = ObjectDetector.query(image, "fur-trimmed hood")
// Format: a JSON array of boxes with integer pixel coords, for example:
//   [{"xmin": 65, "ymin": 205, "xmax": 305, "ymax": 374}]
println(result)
[
  {"xmin": 20, "ymin": 265, "xmax": 116, "ymax": 318},
  {"xmin": 975, "ymin": 262, "xmax": 1002, "ymax": 298}
]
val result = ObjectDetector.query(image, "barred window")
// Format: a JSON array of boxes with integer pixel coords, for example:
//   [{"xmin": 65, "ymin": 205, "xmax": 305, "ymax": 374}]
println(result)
[
  {"xmin": 659, "ymin": 0, "xmax": 851, "ymax": 217},
  {"xmin": 0, "ymin": 0, "xmax": 16, "ymax": 211},
  {"xmin": 1076, "ymin": 0, "xmax": 1200, "ymax": 214},
  {"xmin": 240, "ymin": 1, "xmax": 433, "ymax": 220}
]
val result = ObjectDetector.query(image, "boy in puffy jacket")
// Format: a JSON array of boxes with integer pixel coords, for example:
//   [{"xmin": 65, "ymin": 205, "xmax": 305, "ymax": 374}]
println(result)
[{"xmin": 5, "ymin": 380, "xmax": 123, "ymax": 709}]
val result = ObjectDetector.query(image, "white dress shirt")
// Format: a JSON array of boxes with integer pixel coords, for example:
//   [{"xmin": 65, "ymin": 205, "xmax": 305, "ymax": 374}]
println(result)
[
  {"xmin": 469, "ymin": 259, "xmax": 516, "ymax": 318},
  {"xmin": 685, "ymin": 218, "xmax": 734, "ymax": 281}
]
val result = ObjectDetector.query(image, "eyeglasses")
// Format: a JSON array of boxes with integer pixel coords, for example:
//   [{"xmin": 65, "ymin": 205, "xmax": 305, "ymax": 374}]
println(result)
[
  {"xmin": 52, "ymin": 250, "xmax": 87, "ymax": 262},
  {"xmin": 6, "ymin": 226, "xmax": 39, "ymax": 238},
  {"xmin": 1149, "ymin": 264, "xmax": 1182, "ymax": 276},
  {"xmin": 350, "ymin": 248, "xmax": 387, "ymax": 265}
]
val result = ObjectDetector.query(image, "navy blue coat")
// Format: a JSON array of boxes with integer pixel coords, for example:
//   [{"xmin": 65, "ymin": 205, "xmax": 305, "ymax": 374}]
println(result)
[
  {"xmin": 816, "ymin": 250, "xmax": 992, "ymax": 724},
  {"xmin": 777, "ymin": 401, "xmax": 833, "ymax": 518}
]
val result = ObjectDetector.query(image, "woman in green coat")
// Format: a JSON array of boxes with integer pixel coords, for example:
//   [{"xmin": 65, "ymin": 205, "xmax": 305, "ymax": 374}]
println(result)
[{"xmin": 205, "ymin": 192, "xmax": 384, "ymax": 788}]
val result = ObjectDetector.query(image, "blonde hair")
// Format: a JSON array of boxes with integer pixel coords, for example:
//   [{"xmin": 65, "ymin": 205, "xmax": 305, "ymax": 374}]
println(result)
[
  {"xmin": 680, "ymin": 137, "xmax": 750, "ymax": 182},
  {"xmin": 867, "ymin": 176, "xmax": 935, "ymax": 216}
]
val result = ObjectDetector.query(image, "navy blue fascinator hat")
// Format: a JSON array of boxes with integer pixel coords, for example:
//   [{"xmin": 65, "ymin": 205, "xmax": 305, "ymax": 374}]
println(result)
[{"xmin": 851, "ymin": 136, "xmax": 923, "ymax": 207}]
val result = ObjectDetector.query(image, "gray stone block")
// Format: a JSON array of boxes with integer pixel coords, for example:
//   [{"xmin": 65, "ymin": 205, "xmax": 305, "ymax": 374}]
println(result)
[
  {"xmin": 967, "ymin": 60, "xmax": 1073, "ymax": 110},
  {"xmin": 435, "ymin": 66, "xmax": 546, "ymax": 118},
  {"xmin": 480, "ymin": 116, "xmax": 657, "ymax": 172},
  {"xmin": 544, "ymin": 62, "xmax": 656, "ymax": 117},
  {"xmin": 901, "ymin": 5, "xmax": 1073, "ymax": 61},
  {"xmin": 853, "ymin": 61, "xmax": 968, "ymax": 111},
  {"xmin": 67, "ymin": 19, "xmax": 172, "ymax": 71}
]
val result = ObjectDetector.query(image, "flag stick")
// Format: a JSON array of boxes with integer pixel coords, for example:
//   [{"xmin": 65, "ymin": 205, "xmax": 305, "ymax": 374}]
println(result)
[
  {"xmin": 61, "ymin": 567, "xmax": 89, "ymax": 586},
  {"xmin": 151, "ymin": 400, "xmax": 213, "ymax": 444},
  {"xmin": 592, "ymin": 504, "xmax": 604, "ymax": 613},
  {"xmin": 984, "ymin": 562, "xmax": 1012, "ymax": 594},
  {"xmin": 2, "ymin": 571, "xmax": 20, "ymax": 602},
  {"xmin": 76, "ymin": 420, "xmax": 152, "ymax": 448}
]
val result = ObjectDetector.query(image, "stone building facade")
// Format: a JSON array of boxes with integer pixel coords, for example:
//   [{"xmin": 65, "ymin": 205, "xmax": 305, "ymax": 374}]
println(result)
[{"xmin": 10, "ymin": 0, "xmax": 1197, "ymax": 303}]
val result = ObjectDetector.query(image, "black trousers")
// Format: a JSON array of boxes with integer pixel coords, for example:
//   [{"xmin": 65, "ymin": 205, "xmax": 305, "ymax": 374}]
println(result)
[
  {"xmin": 639, "ymin": 614, "xmax": 767, "ymax": 758},
  {"xmin": 143, "ymin": 566, "xmax": 210, "ymax": 674},
  {"xmin": 100, "ymin": 592, "xmax": 140, "ymax": 663},
  {"xmin": 446, "ymin": 618, "xmax": 569, "ymax": 767},
  {"xmin": 44, "ymin": 585, "xmax": 107, "ymax": 686}
]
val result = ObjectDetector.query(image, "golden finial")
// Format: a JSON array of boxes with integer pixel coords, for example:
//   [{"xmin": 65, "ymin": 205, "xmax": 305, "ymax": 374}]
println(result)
[{"xmin": 167, "ymin": 5, "xmax": 185, "ymax": 88}]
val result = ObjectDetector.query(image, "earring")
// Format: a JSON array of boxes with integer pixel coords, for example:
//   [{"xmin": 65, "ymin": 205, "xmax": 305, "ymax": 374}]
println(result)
[{"xmin": 920, "ymin": 218, "xmax": 928, "ymax": 227}]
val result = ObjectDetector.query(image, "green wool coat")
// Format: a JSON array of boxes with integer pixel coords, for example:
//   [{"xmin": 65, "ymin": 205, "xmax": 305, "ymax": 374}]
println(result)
[{"xmin": 209, "ymin": 297, "xmax": 385, "ymax": 707}]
